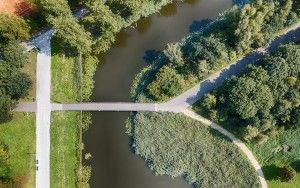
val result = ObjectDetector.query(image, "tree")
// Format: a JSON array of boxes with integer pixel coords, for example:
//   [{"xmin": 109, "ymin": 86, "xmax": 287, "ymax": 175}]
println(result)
[
  {"xmin": 4, "ymin": 73, "xmax": 32, "ymax": 100},
  {"xmin": 163, "ymin": 43, "xmax": 184, "ymax": 68},
  {"xmin": 0, "ymin": 90, "xmax": 14, "ymax": 123},
  {"xmin": 0, "ymin": 13, "xmax": 30, "ymax": 42},
  {"xmin": 148, "ymin": 66, "xmax": 185, "ymax": 101},
  {"xmin": 0, "ymin": 41, "xmax": 28, "ymax": 68},
  {"xmin": 49, "ymin": 16, "xmax": 92, "ymax": 53},
  {"xmin": 40, "ymin": 0, "xmax": 92, "ymax": 53},
  {"xmin": 234, "ymin": 0, "xmax": 275, "ymax": 52},
  {"xmin": 228, "ymin": 77, "xmax": 274, "ymax": 119},
  {"xmin": 83, "ymin": 0, "xmax": 123, "ymax": 54}
]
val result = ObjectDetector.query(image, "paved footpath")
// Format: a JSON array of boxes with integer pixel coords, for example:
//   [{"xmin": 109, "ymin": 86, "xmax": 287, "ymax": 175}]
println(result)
[{"xmin": 35, "ymin": 35, "xmax": 52, "ymax": 188}]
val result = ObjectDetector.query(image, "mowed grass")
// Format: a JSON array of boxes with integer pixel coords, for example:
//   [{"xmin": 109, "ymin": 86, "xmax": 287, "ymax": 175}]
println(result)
[
  {"xmin": 248, "ymin": 126, "xmax": 300, "ymax": 188},
  {"xmin": 0, "ymin": 113, "xmax": 35, "ymax": 188},
  {"xmin": 128, "ymin": 112, "xmax": 260, "ymax": 187},
  {"xmin": 50, "ymin": 38, "xmax": 81, "ymax": 188},
  {"xmin": 21, "ymin": 50, "xmax": 37, "ymax": 102},
  {"xmin": 50, "ymin": 112, "xmax": 80, "ymax": 188},
  {"xmin": 51, "ymin": 38, "xmax": 79, "ymax": 103}
]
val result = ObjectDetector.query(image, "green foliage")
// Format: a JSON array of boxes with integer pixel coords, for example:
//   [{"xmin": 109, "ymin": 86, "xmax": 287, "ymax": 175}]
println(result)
[
  {"xmin": 147, "ymin": 66, "xmax": 185, "ymax": 101},
  {"xmin": 194, "ymin": 43, "xmax": 300, "ymax": 142},
  {"xmin": 1, "ymin": 41, "xmax": 29, "ymax": 68},
  {"xmin": 280, "ymin": 165, "xmax": 297, "ymax": 182},
  {"xmin": 76, "ymin": 165, "xmax": 91, "ymax": 188},
  {"xmin": 0, "ymin": 92, "xmax": 14, "ymax": 123},
  {"xmin": 81, "ymin": 56, "xmax": 98, "ymax": 101},
  {"xmin": 228, "ymin": 76, "xmax": 274, "ymax": 119},
  {"xmin": 0, "ymin": 13, "xmax": 30, "ymax": 42},
  {"xmin": 127, "ymin": 112, "xmax": 260, "ymax": 188},
  {"xmin": 40, "ymin": 0, "xmax": 92, "ymax": 53},
  {"xmin": 83, "ymin": 0, "xmax": 123, "ymax": 54},
  {"xmin": 163, "ymin": 43, "xmax": 184, "ymax": 68},
  {"xmin": 0, "ymin": 143, "xmax": 10, "ymax": 180},
  {"xmin": 132, "ymin": 0, "xmax": 300, "ymax": 102},
  {"xmin": 0, "ymin": 42, "xmax": 31, "ymax": 123}
]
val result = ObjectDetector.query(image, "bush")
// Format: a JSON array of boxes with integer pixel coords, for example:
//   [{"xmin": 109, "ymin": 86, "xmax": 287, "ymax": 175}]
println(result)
[
  {"xmin": 77, "ymin": 166, "xmax": 91, "ymax": 188},
  {"xmin": 147, "ymin": 66, "xmax": 186, "ymax": 101},
  {"xmin": 280, "ymin": 165, "xmax": 296, "ymax": 182},
  {"xmin": 0, "ymin": 13, "xmax": 30, "ymax": 42}
]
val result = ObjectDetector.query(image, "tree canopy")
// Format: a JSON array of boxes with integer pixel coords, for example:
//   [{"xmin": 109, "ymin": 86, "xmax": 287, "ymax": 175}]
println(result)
[
  {"xmin": 196, "ymin": 43, "xmax": 300, "ymax": 142},
  {"xmin": 0, "ymin": 14, "xmax": 31, "ymax": 123}
]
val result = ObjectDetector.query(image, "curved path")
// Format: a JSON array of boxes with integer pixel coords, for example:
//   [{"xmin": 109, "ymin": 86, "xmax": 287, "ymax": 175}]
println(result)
[{"xmin": 183, "ymin": 109, "xmax": 268, "ymax": 188}]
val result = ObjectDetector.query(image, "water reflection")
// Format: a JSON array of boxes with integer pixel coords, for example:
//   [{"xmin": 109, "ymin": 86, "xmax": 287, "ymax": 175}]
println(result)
[
  {"xmin": 159, "ymin": 2, "xmax": 178, "ymax": 17},
  {"xmin": 112, "ymin": 30, "xmax": 130, "ymax": 48},
  {"xmin": 136, "ymin": 17, "xmax": 153, "ymax": 34}
]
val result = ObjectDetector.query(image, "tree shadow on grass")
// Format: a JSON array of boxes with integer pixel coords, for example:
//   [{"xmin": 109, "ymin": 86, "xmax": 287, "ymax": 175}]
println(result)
[
  {"xmin": 291, "ymin": 160, "xmax": 300, "ymax": 172},
  {"xmin": 262, "ymin": 165, "xmax": 281, "ymax": 181}
]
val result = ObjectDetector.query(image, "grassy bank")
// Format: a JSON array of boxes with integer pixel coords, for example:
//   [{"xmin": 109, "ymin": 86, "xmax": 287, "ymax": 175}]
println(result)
[
  {"xmin": 0, "ymin": 113, "xmax": 35, "ymax": 188},
  {"xmin": 50, "ymin": 112, "xmax": 80, "ymax": 188},
  {"xmin": 50, "ymin": 38, "xmax": 87, "ymax": 188},
  {"xmin": 126, "ymin": 112, "xmax": 260, "ymax": 187},
  {"xmin": 49, "ymin": 1, "xmax": 178, "ymax": 187}
]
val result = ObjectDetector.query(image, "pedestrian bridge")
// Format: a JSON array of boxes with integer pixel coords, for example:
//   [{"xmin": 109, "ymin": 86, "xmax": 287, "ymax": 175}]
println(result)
[{"xmin": 16, "ymin": 102, "xmax": 184, "ymax": 113}]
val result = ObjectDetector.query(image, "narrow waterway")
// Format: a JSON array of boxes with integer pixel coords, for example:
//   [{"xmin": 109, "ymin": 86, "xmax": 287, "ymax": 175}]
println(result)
[{"xmin": 84, "ymin": 0, "xmax": 232, "ymax": 187}]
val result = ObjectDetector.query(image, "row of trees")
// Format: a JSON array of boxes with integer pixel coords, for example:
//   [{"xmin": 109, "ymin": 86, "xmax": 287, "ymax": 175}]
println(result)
[
  {"xmin": 197, "ymin": 43, "xmax": 300, "ymax": 143},
  {"xmin": 144, "ymin": 0, "xmax": 300, "ymax": 101},
  {"xmin": 0, "ymin": 14, "xmax": 32, "ymax": 123},
  {"xmin": 37, "ymin": 0, "xmax": 173, "ymax": 55}
]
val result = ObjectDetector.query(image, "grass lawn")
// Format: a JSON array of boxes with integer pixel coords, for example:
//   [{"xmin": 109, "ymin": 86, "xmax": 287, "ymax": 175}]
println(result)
[
  {"xmin": 51, "ymin": 38, "xmax": 79, "ymax": 103},
  {"xmin": 0, "ymin": 112, "xmax": 35, "ymax": 188},
  {"xmin": 22, "ymin": 50, "xmax": 37, "ymax": 102},
  {"xmin": 50, "ymin": 38, "xmax": 82, "ymax": 187},
  {"xmin": 248, "ymin": 126, "xmax": 300, "ymax": 188},
  {"xmin": 50, "ymin": 112, "xmax": 80, "ymax": 188},
  {"xmin": 127, "ymin": 112, "xmax": 260, "ymax": 187}
]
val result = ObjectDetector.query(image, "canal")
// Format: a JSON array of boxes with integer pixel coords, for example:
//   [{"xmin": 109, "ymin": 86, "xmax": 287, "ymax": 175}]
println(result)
[{"xmin": 84, "ymin": 0, "xmax": 232, "ymax": 187}]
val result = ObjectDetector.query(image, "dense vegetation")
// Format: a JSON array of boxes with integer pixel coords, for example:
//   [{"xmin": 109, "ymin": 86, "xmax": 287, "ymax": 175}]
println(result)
[
  {"xmin": 193, "ymin": 43, "xmax": 300, "ymax": 187},
  {"xmin": 194, "ymin": 43, "xmax": 300, "ymax": 143},
  {"xmin": 0, "ymin": 14, "xmax": 32, "ymax": 122},
  {"xmin": 132, "ymin": 0, "xmax": 300, "ymax": 102},
  {"xmin": 126, "ymin": 112, "xmax": 260, "ymax": 187},
  {"xmin": 38, "ymin": 0, "xmax": 174, "ymax": 55}
]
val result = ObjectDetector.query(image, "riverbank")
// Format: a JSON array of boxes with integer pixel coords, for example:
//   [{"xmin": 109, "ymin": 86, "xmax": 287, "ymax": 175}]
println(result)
[{"xmin": 50, "ymin": 1, "xmax": 178, "ymax": 187}]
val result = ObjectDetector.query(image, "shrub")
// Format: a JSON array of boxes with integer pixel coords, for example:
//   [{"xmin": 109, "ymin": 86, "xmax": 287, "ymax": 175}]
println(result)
[
  {"xmin": 147, "ymin": 66, "xmax": 185, "ymax": 101},
  {"xmin": 280, "ymin": 165, "xmax": 296, "ymax": 182},
  {"xmin": 0, "ymin": 13, "xmax": 30, "ymax": 42}
]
